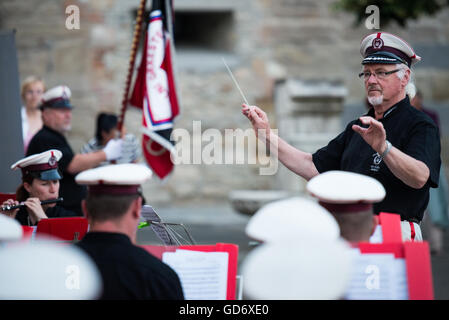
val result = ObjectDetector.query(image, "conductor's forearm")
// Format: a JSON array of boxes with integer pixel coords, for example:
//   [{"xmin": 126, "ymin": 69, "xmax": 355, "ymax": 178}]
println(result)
[
  {"xmin": 383, "ymin": 147, "xmax": 430, "ymax": 189},
  {"xmin": 268, "ymin": 131, "xmax": 319, "ymax": 181}
]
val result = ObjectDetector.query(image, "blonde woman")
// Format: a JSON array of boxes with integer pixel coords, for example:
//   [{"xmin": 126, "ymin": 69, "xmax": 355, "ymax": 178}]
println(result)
[{"xmin": 21, "ymin": 76, "xmax": 45, "ymax": 152}]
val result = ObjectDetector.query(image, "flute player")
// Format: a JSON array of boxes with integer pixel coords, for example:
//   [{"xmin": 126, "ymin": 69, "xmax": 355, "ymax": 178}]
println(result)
[{"xmin": 1, "ymin": 150, "xmax": 77, "ymax": 226}]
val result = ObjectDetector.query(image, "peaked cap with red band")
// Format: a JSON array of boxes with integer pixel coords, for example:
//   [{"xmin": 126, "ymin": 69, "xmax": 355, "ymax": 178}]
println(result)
[
  {"xmin": 360, "ymin": 32, "xmax": 421, "ymax": 67},
  {"xmin": 245, "ymin": 197, "xmax": 340, "ymax": 243},
  {"xmin": 11, "ymin": 149, "xmax": 63, "ymax": 181},
  {"xmin": 39, "ymin": 85, "xmax": 73, "ymax": 110},
  {"xmin": 307, "ymin": 171, "xmax": 386, "ymax": 214},
  {"xmin": 75, "ymin": 163, "xmax": 152, "ymax": 195}
]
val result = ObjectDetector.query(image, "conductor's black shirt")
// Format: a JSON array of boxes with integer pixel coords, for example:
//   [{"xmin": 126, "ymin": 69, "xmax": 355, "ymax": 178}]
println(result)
[
  {"xmin": 76, "ymin": 232, "xmax": 185, "ymax": 300},
  {"xmin": 26, "ymin": 125, "xmax": 86, "ymax": 215},
  {"xmin": 312, "ymin": 96, "xmax": 441, "ymax": 222}
]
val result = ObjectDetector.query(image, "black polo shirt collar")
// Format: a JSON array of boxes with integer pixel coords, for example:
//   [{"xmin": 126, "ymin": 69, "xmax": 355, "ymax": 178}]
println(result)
[
  {"xmin": 366, "ymin": 96, "xmax": 410, "ymax": 120},
  {"xmin": 43, "ymin": 125, "xmax": 65, "ymax": 137}
]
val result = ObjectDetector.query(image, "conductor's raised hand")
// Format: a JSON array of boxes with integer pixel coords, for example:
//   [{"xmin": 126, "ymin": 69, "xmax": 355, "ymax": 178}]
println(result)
[
  {"xmin": 352, "ymin": 116, "xmax": 386, "ymax": 154},
  {"xmin": 242, "ymin": 104, "xmax": 271, "ymax": 140}
]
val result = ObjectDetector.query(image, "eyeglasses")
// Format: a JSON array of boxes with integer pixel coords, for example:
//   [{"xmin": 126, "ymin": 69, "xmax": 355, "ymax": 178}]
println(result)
[{"xmin": 358, "ymin": 69, "xmax": 400, "ymax": 80}]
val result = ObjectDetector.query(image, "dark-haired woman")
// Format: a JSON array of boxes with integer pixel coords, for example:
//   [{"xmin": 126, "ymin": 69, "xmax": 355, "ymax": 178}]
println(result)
[
  {"xmin": 81, "ymin": 112, "xmax": 140, "ymax": 166},
  {"xmin": 1, "ymin": 150, "xmax": 76, "ymax": 226}
]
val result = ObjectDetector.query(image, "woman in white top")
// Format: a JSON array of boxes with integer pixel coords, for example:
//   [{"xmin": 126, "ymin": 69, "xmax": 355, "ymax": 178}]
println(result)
[{"xmin": 21, "ymin": 76, "xmax": 45, "ymax": 152}]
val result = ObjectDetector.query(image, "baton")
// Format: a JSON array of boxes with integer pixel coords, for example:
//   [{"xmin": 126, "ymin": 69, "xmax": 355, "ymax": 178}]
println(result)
[{"xmin": 222, "ymin": 57, "xmax": 250, "ymax": 106}]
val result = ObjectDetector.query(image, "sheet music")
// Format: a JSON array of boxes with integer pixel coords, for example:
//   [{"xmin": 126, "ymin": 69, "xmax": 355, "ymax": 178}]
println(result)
[
  {"xmin": 345, "ymin": 249, "xmax": 408, "ymax": 300},
  {"xmin": 151, "ymin": 223, "xmax": 177, "ymax": 246},
  {"xmin": 140, "ymin": 205, "xmax": 177, "ymax": 245},
  {"xmin": 162, "ymin": 249, "xmax": 229, "ymax": 300},
  {"xmin": 141, "ymin": 205, "xmax": 161, "ymax": 222}
]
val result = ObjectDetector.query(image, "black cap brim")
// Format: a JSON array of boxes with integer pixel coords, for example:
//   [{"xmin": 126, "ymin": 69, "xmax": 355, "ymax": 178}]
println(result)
[
  {"xmin": 362, "ymin": 51, "xmax": 408, "ymax": 66},
  {"xmin": 39, "ymin": 99, "xmax": 73, "ymax": 111},
  {"xmin": 36, "ymin": 169, "xmax": 62, "ymax": 181}
]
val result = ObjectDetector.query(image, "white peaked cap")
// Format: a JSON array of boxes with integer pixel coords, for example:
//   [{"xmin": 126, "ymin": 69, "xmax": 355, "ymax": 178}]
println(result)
[
  {"xmin": 11, "ymin": 149, "xmax": 62, "ymax": 170},
  {"xmin": 360, "ymin": 32, "xmax": 421, "ymax": 67},
  {"xmin": 0, "ymin": 215, "xmax": 23, "ymax": 241},
  {"xmin": 307, "ymin": 171, "xmax": 386, "ymax": 204},
  {"xmin": 242, "ymin": 239, "xmax": 353, "ymax": 300},
  {"xmin": 0, "ymin": 241, "xmax": 102, "ymax": 299},
  {"xmin": 43, "ymin": 85, "xmax": 72, "ymax": 100},
  {"xmin": 39, "ymin": 85, "xmax": 73, "ymax": 110},
  {"xmin": 76, "ymin": 164, "xmax": 152, "ymax": 196},
  {"xmin": 76, "ymin": 163, "xmax": 152, "ymax": 186},
  {"xmin": 11, "ymin": 149, "xmax": 63, "ymax": 181},
  {"xmin": 245, "ymin": 197, "xmax": 340, "ymax": 243}
]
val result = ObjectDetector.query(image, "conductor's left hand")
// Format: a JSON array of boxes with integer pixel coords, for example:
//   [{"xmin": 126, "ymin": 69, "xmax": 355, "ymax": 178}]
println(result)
[{"xmin": 352, "ymin": 116, "xmax": 387, "ymax": 154}]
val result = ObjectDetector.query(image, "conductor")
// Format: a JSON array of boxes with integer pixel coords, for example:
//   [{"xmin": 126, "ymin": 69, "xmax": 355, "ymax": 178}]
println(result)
[{"xmin": 242, "ymin": 32, "xmax": 441, "ymax": 241}]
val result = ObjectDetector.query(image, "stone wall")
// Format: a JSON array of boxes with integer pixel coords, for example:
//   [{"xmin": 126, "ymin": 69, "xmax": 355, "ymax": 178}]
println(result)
[{"xmin": 1, "ymin": 0, "xmax": 449, "ymax": 206}]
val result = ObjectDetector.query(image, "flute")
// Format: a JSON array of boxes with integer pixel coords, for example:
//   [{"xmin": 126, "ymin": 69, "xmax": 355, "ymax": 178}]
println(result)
[{"xmin": 1, "ymin": 197, "xmax": 63, "ymax": 211}]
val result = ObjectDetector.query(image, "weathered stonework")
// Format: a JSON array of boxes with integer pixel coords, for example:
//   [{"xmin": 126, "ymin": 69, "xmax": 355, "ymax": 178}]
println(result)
[{"xmin": 2, "ymin": 0, "xmax": 448, "ymax": 206}]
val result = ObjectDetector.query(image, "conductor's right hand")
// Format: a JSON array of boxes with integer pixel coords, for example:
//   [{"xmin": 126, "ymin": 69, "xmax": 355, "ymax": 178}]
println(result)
[
  {"xmin": 103, "ymin": 138, "xmax": 123, "ymax": 161},
  {"xmin": 242, "ymin": 104, "xmax": 271, "ymax": 140}
]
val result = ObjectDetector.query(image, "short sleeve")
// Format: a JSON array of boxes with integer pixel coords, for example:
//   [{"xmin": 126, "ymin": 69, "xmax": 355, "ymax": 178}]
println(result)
[
  {"xmin": 403, "ymin": 121, "xmax": 441, "ymax": 188},
  {"xmin": 312, "ymin": 123, "xmax": 353, "ymax": 173}
]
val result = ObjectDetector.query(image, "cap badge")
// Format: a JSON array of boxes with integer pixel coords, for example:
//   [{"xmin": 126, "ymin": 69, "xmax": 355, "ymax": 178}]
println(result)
[
  {"xmin": 372, "ymin": 38, "xmax": 384, "ymax": 50},
  {"xmin": 48, "ymin": 155, "xmax": 57, "ymax": 167}
]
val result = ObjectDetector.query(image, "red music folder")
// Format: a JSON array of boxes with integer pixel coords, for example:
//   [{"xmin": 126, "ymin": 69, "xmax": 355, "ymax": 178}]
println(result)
[
  {"xmin": 141, "ymin": 243, "xmax": 239, "ymax": 300},
  {"xmin": 378, "ymin": 212, "xmax": 403, "ymax": 243},
  {"xmin": 36, "ymin": 217, "xmax": 88, "ymax": 241},
  {"xmin": 355, "ymin": 212, "xmax": 434, "ymax": 300}
]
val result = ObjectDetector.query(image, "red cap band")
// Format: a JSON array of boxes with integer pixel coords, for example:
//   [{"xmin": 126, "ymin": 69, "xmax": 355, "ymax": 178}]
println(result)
[
  {"xmin": 88, "ymin": 185, "xmax": 140, "ymax": 195},
  {"xmin": 22, "ymin": 162, "xmax": 58, "ymax": 174},
  {"xmin": 318, "ymin": 201, "xmax": 372, "ymax": 214}
]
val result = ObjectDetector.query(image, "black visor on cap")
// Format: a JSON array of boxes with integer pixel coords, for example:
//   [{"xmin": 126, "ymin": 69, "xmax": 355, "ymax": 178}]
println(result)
[
  {"xmin": 39, "ymin": 98, "xmax": 73, "ymax": 110},
  {"xmin": 28, "ymin": 169, "xmax": 62, "ymax": 181},
  {"xmin": 362, "ymin": 51, "xmax": 408, "ymax": 66}
]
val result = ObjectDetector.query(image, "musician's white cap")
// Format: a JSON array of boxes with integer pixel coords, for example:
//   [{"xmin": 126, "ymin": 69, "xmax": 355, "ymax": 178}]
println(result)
[
  {"xmin": 0, "ymin": 215, "xmax": 23, "ymax": 241},
  {"xmin": 306, "ymin": 171, "xmax": 386, "ymax": 214},
  {"xmin": 360, "ymin": 32, "xmax": 421, "ymax": 67},
  {"xmin": 39, "ymin": 85, "xmax": 73, "ymax": 110},
  {"xmin": 241, "ymin": 239, "xmax": 353, "ymax": 299},
  {"xmin": 0, "ymin": 241, "xmax": 101, "ymax": 299},
  {"xmin": 11, "ymin": 149, "xmax": 63, "ymax": 181},
  {"xmin": 75, "ymin": 163, "xmax": 152, "ymax": 195},
  {"xmin": 245, "ymin": 197, "xmax": 340, "ymax": 243}
]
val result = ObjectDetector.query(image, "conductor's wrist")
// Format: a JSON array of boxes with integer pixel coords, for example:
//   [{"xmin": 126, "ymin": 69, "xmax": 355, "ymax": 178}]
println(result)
[{"xmin": 380, "ymin": 140, "xmax": 392, "ymax": 159}]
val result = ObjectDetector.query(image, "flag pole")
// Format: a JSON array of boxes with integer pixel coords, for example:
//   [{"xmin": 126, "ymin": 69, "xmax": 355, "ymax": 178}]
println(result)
[{"xmin": 117, "ymin": 0, "xmax": 148, "ymax": 137}]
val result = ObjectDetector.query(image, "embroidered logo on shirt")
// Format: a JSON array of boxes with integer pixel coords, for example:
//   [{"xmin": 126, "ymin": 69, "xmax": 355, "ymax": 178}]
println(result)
[{"xmin": 371, "ymin": 152, "xmax": 382, "ymax": 172}]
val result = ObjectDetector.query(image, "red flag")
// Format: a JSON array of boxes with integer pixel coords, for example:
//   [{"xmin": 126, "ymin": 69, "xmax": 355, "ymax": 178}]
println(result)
[{"xmin": 130, "ymin": 0, "xmax": 179, "ymax": 179}]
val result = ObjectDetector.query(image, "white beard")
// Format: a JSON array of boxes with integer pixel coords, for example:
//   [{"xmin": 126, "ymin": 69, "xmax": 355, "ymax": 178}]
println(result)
[{"xmin": 367, "ymin": 95, "xmax": 383, "ymax": 106}]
